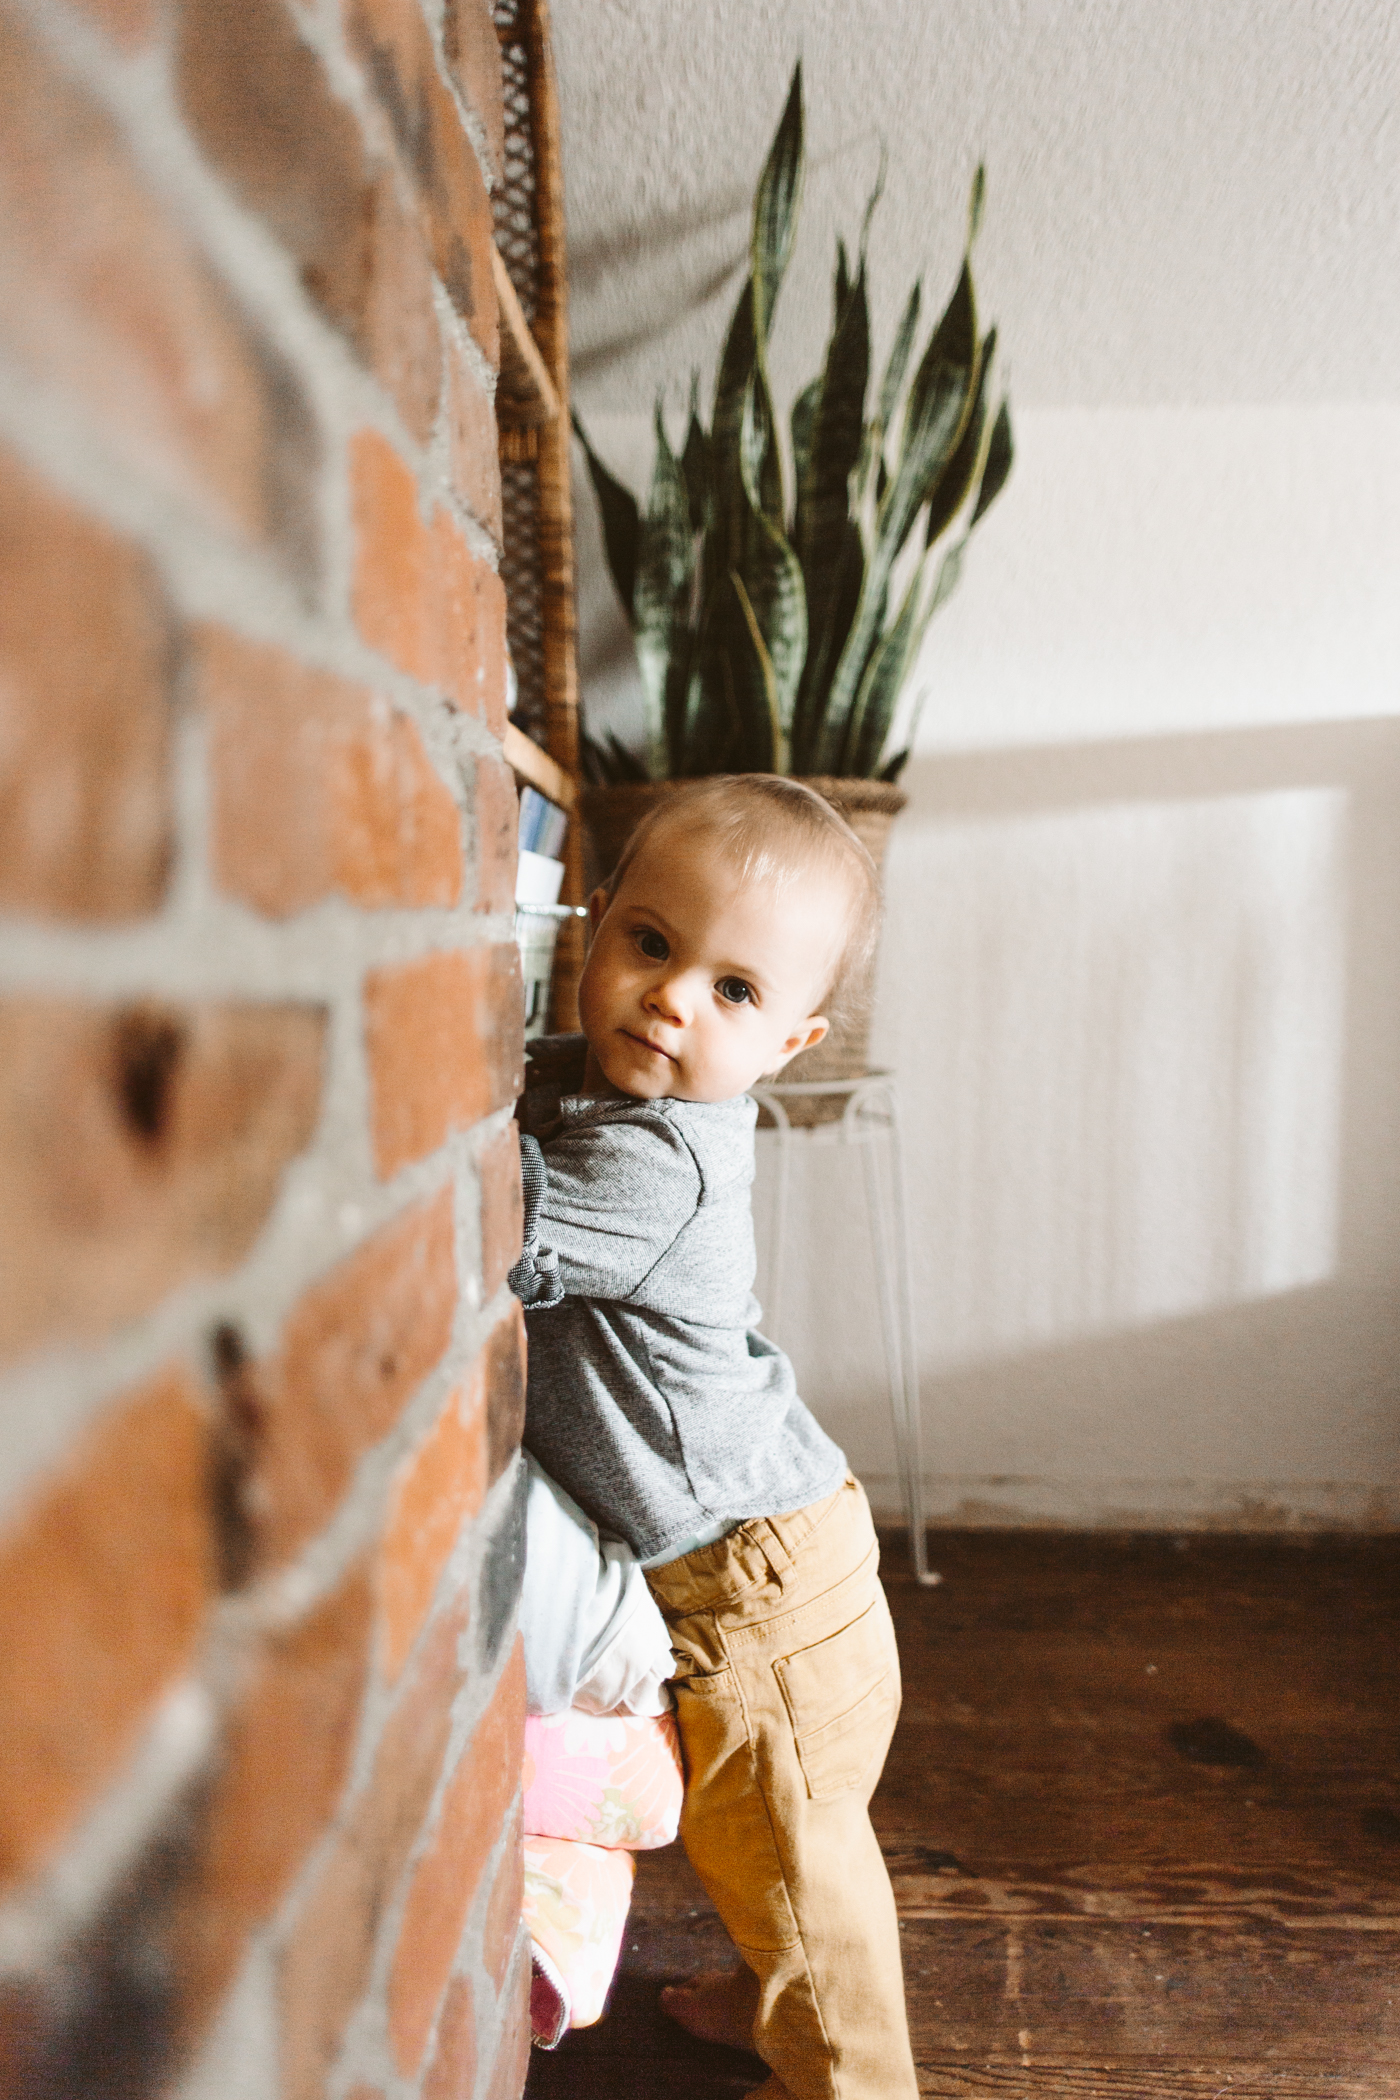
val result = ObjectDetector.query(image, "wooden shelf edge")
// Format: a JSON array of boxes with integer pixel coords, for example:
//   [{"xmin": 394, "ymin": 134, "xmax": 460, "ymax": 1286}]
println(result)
[
  {"xmin": 503, "ymin": 721, "xmax": 577, "ymax": 811},
  {"xmin": 492, "ymin": 248, "xmax": 561, "ymax": 431}
]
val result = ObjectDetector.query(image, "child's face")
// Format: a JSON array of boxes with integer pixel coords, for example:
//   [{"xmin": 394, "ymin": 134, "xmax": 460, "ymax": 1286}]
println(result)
[{"xmin": 578, "ymin": 823, "xmax": 842, "ymax": 1102}]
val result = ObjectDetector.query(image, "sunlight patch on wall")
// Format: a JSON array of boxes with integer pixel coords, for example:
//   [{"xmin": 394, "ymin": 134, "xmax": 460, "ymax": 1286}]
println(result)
[{"xmin": 868, "ymin": 785, "xmax": 1348, "ymax": 1364}]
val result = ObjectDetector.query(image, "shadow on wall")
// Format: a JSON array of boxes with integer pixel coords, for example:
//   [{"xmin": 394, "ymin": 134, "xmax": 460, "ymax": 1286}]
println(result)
[{"xmin": 758, "ymin": 717, "xmax": 1400, "ymax": 1527}]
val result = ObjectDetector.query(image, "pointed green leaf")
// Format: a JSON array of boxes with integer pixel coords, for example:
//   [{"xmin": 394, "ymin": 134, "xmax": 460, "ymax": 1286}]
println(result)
[
  {"xmin": 795, "ymin": 262, "xmax": 869, "ymax": 565},
  {"xmin": 904, "ymin": 259, "xmax": 976, "ymax": 443},
  {"xmin": 879, "ymin": 746, "xmax": 911, "ymax": 783},
  {"xmin": 876, "ymin": 279, "xmax": 922, "ymax": 440},
  {"xmin": 737, "ymin": 383, "xmax": 807, "ymax": 739},
  {"xmin": 681, "ymin": 375, "xmax": 711, "ymax": 534},
  {"xmin": 730, "ymin": 571, "xmax": 783, "ymax": 772},
  {"xmin": 793, "ymin": 260, "xmax": 869, "ymax": 745},
  {"xmin": 883, "ymin": 340, "xmax": 974, "ymax": 560},
  {"xmin": 835, "ymin": 236, "xmax": 851, "ymax": 317},
  {"xmin": 573, "ymin": 411, "xmax": 640, "ymax": 624},
  {"xmin": 789, "ymin": 522, "xmax": 863, "ymax": 773},
  {"xmin": 751, "ymin": 63, "xmax": 804, "ymax": 339},
  {"xmin": 743, "ymin": 361, "xmax": 785, "ymax": 530},
  {"xmin": 819, "ymin": 279, "xmax": 977, "ymax": 773},
  {"xmin": 634, "ymin": 401, "xmax": 695, "ymax": 778},
  {"xmin": 843, "ymin": 560, "xmax": 922, "ymax": 775},
  {"xmin": 971, "ymin": 397, "xmax": 1014, "ymax": 524},
  {"xmin": 967, "ymin": 162, "xmax": 986, "ymax": 248},
  {"xmin": 708, "ymin": 278, "xmax": 757, "ymax": 580},
  {"xmin": 790, "ymin": 378, "xmax": 821, "ymax": 533},
  {"xmin": 858, "ymin": 150, "xmax": 887, "ymax": 258},
  {"xmin": 924, "ymin": 326, "xmax": 994, "ymax": 550}
]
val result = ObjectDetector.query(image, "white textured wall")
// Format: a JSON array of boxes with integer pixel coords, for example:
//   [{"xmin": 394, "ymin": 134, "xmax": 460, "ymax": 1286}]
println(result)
[{"xmin": 555, "ymin": 3, "xmax": 1400, "ymax": 1528}]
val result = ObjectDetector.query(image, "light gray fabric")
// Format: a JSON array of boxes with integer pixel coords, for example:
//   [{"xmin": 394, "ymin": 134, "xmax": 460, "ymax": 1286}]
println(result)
[
  {"xmin": 511, "ymin": 1035, "xmax": 847, "ymax": 1564},
  {"xmin": 520, "ymin": 1456, "xmax": 675, "ymax": 1716}
]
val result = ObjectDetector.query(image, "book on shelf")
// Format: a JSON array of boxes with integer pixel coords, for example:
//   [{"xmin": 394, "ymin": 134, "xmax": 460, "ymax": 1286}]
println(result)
[{"xmin": 517, "ymin": 784, "xmax": 568, "ymax": 861}]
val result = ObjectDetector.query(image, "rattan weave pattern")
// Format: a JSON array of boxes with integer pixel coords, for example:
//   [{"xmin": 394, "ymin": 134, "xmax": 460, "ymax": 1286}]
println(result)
[{"xmin": 493, "ymin": 0, "xmax": 548, "ymax": 747}]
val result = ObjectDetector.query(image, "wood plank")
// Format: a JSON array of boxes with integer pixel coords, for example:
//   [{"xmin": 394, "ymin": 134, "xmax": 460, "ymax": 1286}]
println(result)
[
  {"xmin": 914, "ymin": 2070, "xmax": 1391, "ymax": 2097},
  {"xmin": 899, "ymin": 1916, "xmax": 1400, "ymax": 2067},
  {"xmin": 528, "ymin": 1537, "xmax": 1400, "ymax": 2099},
  {"xmin": 503, "ymin": 721, "xmax": 576, "ymax": 810},
  {"xmin": 493, "ymin": 245, "xmax": 560, "ymax": 429},
  {"xmin": 889, "ymin": 1862, "xmax": 1400, "ymax": 1929}
]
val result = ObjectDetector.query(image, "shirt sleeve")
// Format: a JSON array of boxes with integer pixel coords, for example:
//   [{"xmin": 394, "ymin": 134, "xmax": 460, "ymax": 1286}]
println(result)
[{"xmin": 528, "ymin": 1109, "xmax": 701, "ymax": 1303}]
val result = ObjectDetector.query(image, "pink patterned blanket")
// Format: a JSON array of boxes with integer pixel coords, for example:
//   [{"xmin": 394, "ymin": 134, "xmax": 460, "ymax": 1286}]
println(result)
[{"xmin": 522, "ymin": 1709, "xmax": 684, "ymax": 2044}]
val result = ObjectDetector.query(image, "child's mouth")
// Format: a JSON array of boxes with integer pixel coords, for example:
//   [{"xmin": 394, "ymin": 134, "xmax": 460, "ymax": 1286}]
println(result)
[{"xmin": 623, "ymin": 1031, "xmax": 676, "ymax": 1065}]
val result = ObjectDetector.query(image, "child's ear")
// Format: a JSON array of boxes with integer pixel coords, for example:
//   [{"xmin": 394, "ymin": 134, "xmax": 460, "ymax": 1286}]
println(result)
[
  {"xmin": 587, "ymin": 885, "xmax": 610, "ymax": 932},
  {"xmin": 772, "ymin": 1015, "xmax": 829, "ymax": 1068}
]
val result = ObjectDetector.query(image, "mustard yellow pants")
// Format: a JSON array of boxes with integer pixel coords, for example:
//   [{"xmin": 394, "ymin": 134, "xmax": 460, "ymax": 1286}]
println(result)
[{"xmin": 646, "ymin": 1478, "xmax": 919, "ymax": 2100}]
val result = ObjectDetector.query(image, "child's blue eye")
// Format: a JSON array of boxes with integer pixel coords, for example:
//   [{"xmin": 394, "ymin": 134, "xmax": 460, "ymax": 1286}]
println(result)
[
  {"xmin": 636, "ymin": 928, "xmax": 668, "ymax": 961},
  {"xmin": 717, "ymin": 977, "xmax": 752, "ymax": 1006}
]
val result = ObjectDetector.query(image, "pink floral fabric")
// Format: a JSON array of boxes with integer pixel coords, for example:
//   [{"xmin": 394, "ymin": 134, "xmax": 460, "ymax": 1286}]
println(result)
[
  {"xmin": 522, "ymin": 1709, "xmax": 685, "ymax": 2036},
  {"xmin": 523, "ymin": 1709, "xmax": 684, "ymax": 1851},
  {"xmin": 523, "ymin": 1835, "xmax": 637, "ymax": 2031}
]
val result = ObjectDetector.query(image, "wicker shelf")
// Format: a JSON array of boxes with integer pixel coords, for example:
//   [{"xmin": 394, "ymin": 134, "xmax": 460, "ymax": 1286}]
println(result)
[
  {"xmin": 503, "ymin": 721, "xmax": 576, "ymax": 810},
  {"xmin": 493, "ymin": 246, "xmax": 560, "ymax": 431},
  {"xmin": 493, "ymin": 0, "xmax": 583, "ymax": 1028}
]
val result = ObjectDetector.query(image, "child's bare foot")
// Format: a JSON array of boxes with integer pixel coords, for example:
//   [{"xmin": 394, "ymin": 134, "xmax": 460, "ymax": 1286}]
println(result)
[{"xmin": 659, "ymin": 1964, "xmax": 760, "ymax": 2052}]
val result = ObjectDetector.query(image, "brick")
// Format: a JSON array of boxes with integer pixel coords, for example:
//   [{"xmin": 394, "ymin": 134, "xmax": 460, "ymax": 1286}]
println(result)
[
  {"xmin": 278, "ymin": 1593, "xmax": 469, "ymax": 2100},
  {"xmin": 0, "ymin": 10, "xmax": 316, "ymax": 568},
  {"xmin": 442, "ymin": 0, "xmax": 504, "ymax": 180},
  {"xmin": 364, "ymin": 946, "xmax": 523, "ymax": 1179},
  {"xmin": 361, "ymin": 168, "xmax": 443, "ymax": 443},
  {"xmin": 0, "ymin": 1365, "xmax": 210, "ymax": 1888},
  {"xmin": 379, "ymin": 1372, "xmax": 486, "ymax": 1681},
  {"xmin": 478, "ymin": 1121, "xmax": 523, "ymax": 1300},
  {"xmin": 175, "ymin": 2, "xmax": 443, "ymax": 445},
  {"xmin": 387, "ymin": 1642, "xmax": 524, "ymax": 2073},
  {"xmin": 481, "ymin": 1800, "xmax": 523, "ymax": 1990},
  {"xmin": 246, "ymin": 1186, "xmax": 457, "ymax": 1566},
  {"xmin": 422, "ymin": 1973, "xmax": 476, "ymax": 2100},
  {"xmin": 71, "ymin": 0, "xmax": 157, "ymax": 41},
  {"xmin": 484, "ymin": 1302, "xmax": 526, "ymax": 1487},
  {"xmin": 477, "ymin": 562, "xmax": 509, "ymax": 739},
  {"xmin": 473, "ymin": 752, "xmax": 517, "ymax": 916},
  {"xmin": 346, "ymin": 0, "xmax": 498, "ymax": 363},
  {"xmin": 0, "ymin": 998, "xmax": 325, "ymax": 1367},
  {"xmin": 445, "ymin": 332, "xmax": 502, "ymax": 541},
  {"xmin": 0, "ymin": 446, "xmax": 174, "ymax": 923},
  {"xmin": 350, "ymin": 428, "xmax": 507, "ymax": 724},
  {"xmin": 483, "ymin": 1965, "xmax": 531, "ymax": 2100},
  {"xmin": 200, "ymin": 625, "xmax": 463, "ymax": 918},
  {"xmin": 176, "ymin": 0, "xmax": 372, "ymax": 332},
  {"xmin": 177, "ymin": 1563, "xmax": 372, "ymax": 2029}
]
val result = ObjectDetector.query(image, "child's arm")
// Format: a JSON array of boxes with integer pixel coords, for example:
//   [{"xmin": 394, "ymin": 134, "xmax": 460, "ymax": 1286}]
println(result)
[{"xmin": 511, "ymin": 1114, "xmax": 700, "ymax": 1308}]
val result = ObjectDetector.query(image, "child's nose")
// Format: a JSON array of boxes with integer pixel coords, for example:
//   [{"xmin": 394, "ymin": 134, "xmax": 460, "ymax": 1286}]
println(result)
[{"xmin": 644, "ymin": 971, "xmax": 691, "ymax": 1024}]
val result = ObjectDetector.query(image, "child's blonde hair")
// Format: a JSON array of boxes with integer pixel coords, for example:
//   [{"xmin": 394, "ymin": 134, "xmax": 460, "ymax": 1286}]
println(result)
[{"xmin": 605, "ymin": 775, "xmax": 882, "ymax": 1019}]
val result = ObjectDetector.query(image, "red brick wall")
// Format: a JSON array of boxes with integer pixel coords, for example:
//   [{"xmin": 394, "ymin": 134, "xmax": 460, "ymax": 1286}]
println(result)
[{"xmin": 0, "ymin": 1, "xmax": 528, "ymax": 2093}]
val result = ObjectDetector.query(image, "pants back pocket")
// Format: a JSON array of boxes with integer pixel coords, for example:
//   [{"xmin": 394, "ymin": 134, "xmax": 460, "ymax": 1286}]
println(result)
[{"xmin": 773, "ymin": 1593, "xmax": 901, "ymax": 1800}]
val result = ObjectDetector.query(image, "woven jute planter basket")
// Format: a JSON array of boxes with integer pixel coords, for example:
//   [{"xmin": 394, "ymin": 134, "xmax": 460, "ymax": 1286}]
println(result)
[{"xmin": 579, "ymin": 778, "xmax": 906, "ymax": 1126}]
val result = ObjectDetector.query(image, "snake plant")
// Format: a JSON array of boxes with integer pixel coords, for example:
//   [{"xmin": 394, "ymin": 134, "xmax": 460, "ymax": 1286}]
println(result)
[{"xmin": 575, "ymin": 63, "xmax": 1013, "ymax": 783}]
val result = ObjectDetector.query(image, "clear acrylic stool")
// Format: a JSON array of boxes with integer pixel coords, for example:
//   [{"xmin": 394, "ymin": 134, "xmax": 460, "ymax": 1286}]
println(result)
[{"xmin": 749, "ymin": 1071, "xmax": 940, "ymax": 1586}]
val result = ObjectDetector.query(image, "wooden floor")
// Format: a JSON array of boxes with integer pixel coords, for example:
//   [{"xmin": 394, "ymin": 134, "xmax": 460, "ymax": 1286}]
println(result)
[{"xmin": 525, "ymin": 1531, "xmax": 1400, "ymax": 2099}]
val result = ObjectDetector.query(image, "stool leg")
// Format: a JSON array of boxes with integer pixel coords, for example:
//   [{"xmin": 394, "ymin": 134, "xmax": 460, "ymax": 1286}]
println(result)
[
  {"xmin": 753, "ymin": 1089, "xmax": 792, "ymax": 1338},
  {"xmin": 857, "ymin": 1083, "xmax": 938, "ymax": 1587},
  {"xmin": 886, "ymin": 1085, "xmax": 938, "ymax": 1586}
]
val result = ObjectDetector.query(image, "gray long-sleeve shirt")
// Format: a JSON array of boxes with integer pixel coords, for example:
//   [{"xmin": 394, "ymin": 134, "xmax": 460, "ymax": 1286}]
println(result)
[{"xmin": 510, "ymin": 1035, "xmax": 846, "ymax": 1564}]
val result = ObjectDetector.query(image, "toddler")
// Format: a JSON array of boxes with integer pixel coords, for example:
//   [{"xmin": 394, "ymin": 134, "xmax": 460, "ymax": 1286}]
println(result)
[{"xmin": 510, "ymin": 775, "xmax": 918, "ymax": 2100}]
